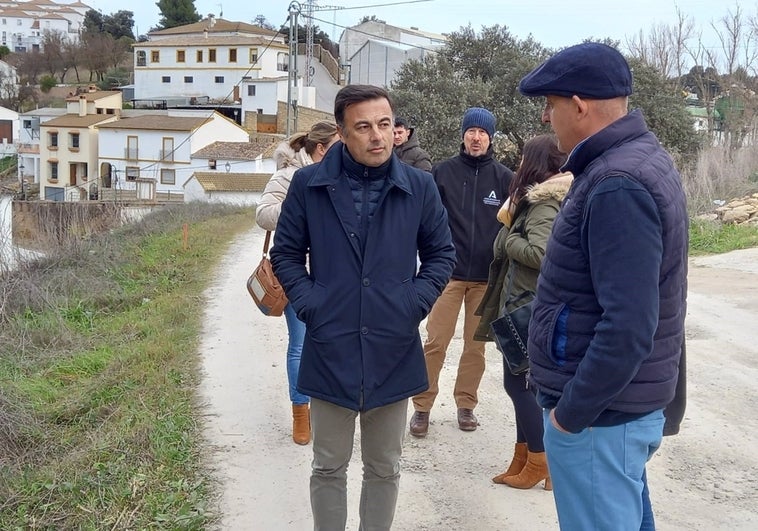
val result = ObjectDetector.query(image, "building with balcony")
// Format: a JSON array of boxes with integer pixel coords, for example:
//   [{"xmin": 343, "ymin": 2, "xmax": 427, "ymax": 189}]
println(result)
[
  {"xmin": 38, "ymin": 89, "xmax": 122, "ymax": 201},
  {"xmin": 97, "ymin": 109, "xmax": 251, "ymax": 202},
  {"xmin": 133, "ymin": 16, "xmax": 290, "ymax": 104},
  {"xmin": 0, "ymin": 0, "xmax": 89, "ymax": 51}
]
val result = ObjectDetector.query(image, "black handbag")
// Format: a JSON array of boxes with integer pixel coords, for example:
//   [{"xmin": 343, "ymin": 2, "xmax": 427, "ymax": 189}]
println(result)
[{"xmin": 490, "ymin": 263, "xmax": 533, "ymax": 375}]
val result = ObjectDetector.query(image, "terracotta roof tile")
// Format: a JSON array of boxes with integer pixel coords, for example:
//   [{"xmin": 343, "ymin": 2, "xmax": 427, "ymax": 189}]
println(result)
[
  {"xmin": 191, "ymin": 172, "xmax": 271, "ymax": 192},
  {"xmin": 192, "ymin": 139, "xmax": 278, "ymax": 160},
  {"xmin": 97, "ymin": 115, "xmax": 210, "ymax": 131}
]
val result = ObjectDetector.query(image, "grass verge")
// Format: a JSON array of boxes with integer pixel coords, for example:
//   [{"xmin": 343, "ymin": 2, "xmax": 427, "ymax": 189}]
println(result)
[
  {"xmin": 689, "ymin": 218, "xmax": 758, "ymax": 256},
  {"xmin": 0, "ymin": 203, "xmax": 254, "ymax": 529}
]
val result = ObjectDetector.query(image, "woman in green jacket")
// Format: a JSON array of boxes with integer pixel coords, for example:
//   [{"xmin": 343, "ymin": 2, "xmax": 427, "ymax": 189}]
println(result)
[{"xmin": 474, "ymin": 134, "xmax": 572, "ymax": 490}]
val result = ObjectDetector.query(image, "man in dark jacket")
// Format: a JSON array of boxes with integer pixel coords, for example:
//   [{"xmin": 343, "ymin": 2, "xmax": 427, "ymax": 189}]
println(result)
[
  {"xmin": 518, "ymin": 43, "xmax": 688, "ymax": 530},
  {"xmin": 410, "ymin": 107, "xmax": 513, "ymax": 437},
  {"xmin": 393, "ymin": 117, "xmax": 432, "ymax": 171},
  {"xmin": 271, "ymin": 85, "xmax": 455, "ymax": 530}
]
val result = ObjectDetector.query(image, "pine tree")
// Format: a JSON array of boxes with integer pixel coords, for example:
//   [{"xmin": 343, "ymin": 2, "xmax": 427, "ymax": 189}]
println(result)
[{"xmin": 156, "ymin": 0, "xmax": 201, "ymax": 30}]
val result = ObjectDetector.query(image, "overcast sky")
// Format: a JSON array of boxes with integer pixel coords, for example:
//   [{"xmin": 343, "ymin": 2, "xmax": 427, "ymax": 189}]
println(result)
[{"xmin": 86, "ymin": 0, "xmax": 744, "ymax": 53}]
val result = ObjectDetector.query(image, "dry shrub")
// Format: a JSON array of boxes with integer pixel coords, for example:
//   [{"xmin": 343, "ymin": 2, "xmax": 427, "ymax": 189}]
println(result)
[
  {"xmin": 683, "ymin": 145, "xmax": 758, "ymax": 214},
  {"xmin": 0, "ymin": 389, "xmax": 40, "ymax": 464}
]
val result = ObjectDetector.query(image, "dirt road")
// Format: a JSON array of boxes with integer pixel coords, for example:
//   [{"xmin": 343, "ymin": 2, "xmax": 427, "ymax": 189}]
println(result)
[{"xmin": 199, "ymin": 227, "xmax": 758, "ymax": 530}]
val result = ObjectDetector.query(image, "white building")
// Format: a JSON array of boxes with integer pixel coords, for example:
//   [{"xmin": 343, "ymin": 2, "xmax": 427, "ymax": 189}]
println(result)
[
  {"xmin": 0, "ymin": 104, "xmax": 18, "ymax": 158},
  {"xmin": 39, "ymin": 89, "xmax": 122, "ymax": 201},
  {"xmin": 133, "ymin": 17, "xmax": 290, "ymax": 103},
  {"xmin": 191, "ymin": 139, "xmax": 278, "ymax": 175},
  {"xmin": 0, "ymin": 0, "xmax": 89, "ymax": 51},
  {"xmin": 339, "ymin": 20, "xmax": 446, "ymax": 87},
  {"xmin": 18, "ymin": 106, "xmax": 67, "ymax": 185},
  {"xmin": 183, "ymin": 172, "xmax": 270, "ymax": 206},
  {"xmin": 97, "ymin": 110, "xmax": 251, "ymax": 201}
]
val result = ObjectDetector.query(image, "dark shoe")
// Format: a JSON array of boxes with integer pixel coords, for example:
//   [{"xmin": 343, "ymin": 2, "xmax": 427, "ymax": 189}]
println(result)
[
  {"xmin": 409, "ymin": 411, "xmax": 430, "ymax": 437},
  {"xmin": 457, "ymin": 408, "xmax": 478, "ymax": 431}
]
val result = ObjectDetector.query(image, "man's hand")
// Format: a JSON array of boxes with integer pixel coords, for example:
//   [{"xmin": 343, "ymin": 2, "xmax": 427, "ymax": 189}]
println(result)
[{"xmin": 549, "ymin": 408, "xmax": 571, "ymax": 433}]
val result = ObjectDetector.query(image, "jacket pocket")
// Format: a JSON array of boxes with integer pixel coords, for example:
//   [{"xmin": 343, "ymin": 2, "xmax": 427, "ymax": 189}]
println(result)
[
  {"xmin": 545, "ymin": 303, "xmax": 569, "ymax": 366},
  {"xmin": 298, "ymin": 281, "xmax": 326, "ymax": 327},
  {"xmin": 402, "ymin": 278, "xmax": 423, "ymax": 323}
]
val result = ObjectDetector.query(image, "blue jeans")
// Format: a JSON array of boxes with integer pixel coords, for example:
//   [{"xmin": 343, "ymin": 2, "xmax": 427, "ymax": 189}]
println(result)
[
  {"xmin": 283, "ymin": 303, "xmax": 308, "ymax": 405},
  {"xmin": 543, "ymin": 409, "xmax": 664, "ymax": 531}
]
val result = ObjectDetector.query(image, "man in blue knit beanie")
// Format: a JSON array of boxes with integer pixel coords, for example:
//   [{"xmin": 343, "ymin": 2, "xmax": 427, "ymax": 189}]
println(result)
[{"xmin": 410, "ymin": 107, "xmax": 513, "ymax": 437}]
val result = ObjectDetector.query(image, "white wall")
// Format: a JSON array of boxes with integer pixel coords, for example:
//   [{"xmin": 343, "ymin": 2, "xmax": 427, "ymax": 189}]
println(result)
[
  {"xmin": 133, "ymin": 41, "xmax": 289, "ymax": 100},
  {"xmin": 98, "ymin": 112, "xmax": 250, "ymax": 196}
]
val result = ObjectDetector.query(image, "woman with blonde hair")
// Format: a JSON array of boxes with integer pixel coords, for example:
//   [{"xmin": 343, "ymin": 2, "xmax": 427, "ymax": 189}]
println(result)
[
  {"xmin": 256, "ymin": 121, "xmax": 339, "ymax": 445},
  {"xmin": 475, "ymin": 134, "xmax": 572, "ymax": 488}
]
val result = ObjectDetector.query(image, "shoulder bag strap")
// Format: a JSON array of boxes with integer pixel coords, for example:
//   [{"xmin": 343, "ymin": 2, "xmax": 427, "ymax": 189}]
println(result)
[{"xmin": 262, "ymin": 231, "xmax": 272, "ymax": 257}]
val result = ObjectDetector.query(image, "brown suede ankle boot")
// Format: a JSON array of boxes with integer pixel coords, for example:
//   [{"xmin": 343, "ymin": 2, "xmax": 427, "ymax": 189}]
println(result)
[
  {"xmin": 492, "ymin": 442, "xmax": 528, "ymax": 484},
  {"xmin": 502, "ymin": 450, "xmax": 551, "ymax": 490},
  {"xmin": 292, "ymin": 404, "xmax": 311, "ymax": 445}
]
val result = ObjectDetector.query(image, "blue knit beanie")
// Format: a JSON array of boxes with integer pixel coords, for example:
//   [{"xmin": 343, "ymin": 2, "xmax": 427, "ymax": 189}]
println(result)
[{"xmin": 461, "ymin": 107, "xmax": 496, "ymax": 139}]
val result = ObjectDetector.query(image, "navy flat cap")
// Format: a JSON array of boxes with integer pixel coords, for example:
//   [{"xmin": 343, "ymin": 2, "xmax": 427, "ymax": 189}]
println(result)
[{"xmin": 519, "ymin": 42, "xmax": 632, "ymax": 99}]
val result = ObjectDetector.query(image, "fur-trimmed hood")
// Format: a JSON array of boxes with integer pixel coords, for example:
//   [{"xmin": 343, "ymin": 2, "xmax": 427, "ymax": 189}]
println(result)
[
  {"xmin": 525, "ymin": 171, "xmax": 573, "ymax": 204},
  {"xmin": 273, "ymin": 141, "xmax": 314, "ymax": 171},
  {"xmin": 497, "ymin": 172, "xmax": 573, "ymax": 224}
]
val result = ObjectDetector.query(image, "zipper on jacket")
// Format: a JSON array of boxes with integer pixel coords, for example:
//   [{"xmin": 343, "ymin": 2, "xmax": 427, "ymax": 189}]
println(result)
[{"xmin": 466, "ymin": 166, "xmax": 480, "ymax": 279}]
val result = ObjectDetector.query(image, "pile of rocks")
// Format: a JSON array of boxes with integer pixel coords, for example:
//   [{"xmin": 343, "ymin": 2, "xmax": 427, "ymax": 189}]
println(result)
[{"xmin": 699, "ymin": 193, "xmax": 758, "ymax": 225}]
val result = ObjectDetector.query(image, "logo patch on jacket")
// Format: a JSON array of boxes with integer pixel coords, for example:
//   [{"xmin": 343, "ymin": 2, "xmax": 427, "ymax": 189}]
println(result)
[{"xmin": 483, "ymin": 190, "xmax": 501, "ymax": 207}]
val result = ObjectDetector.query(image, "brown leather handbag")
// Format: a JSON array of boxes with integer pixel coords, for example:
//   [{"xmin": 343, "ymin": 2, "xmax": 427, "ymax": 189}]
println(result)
[{"xmin": 246, "ymin": 231, "xmax": 288, "ymax": 317}]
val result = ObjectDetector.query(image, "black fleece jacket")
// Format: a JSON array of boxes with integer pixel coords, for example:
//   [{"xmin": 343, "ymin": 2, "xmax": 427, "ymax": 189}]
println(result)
[{"xmin": 432, "ymin": 145, "xmax": 513, "ymax": 282}]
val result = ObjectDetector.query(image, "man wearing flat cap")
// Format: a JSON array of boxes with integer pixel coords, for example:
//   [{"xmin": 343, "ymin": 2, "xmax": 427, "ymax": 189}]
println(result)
[
  {"xmin": 518, "ymin": 42, "xmax": 688, "ymax": 529},
  {"xmin": 410, "ymin": 107, "xmax": 513, "ymax": 437}
]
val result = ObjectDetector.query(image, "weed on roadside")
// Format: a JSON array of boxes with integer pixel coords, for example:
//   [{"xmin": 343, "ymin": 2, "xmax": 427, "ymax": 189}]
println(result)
[{"xmin": 0, "ymin": 202, "xmax": 254, "ymax": 529}]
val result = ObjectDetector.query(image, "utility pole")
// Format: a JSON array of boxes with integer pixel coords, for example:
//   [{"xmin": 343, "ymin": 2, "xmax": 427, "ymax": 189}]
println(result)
[
  {"xmin": 305, "ymin": 0, "xmax": 315, "ymax": 87},
  {"xmin": 286, "ymin": 2, "xmax": 301, "ymax": 137}
]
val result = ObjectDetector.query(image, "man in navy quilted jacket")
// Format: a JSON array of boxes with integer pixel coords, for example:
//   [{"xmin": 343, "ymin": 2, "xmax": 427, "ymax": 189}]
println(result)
[{"xmin": 518, "ymin": 43, "xmax": 688, "ymax": 530}]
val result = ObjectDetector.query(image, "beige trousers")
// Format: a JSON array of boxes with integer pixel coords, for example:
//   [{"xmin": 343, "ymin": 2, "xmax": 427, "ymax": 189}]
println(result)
[{"xmin": 412, "ymin": 280, "xmax": 487, "ymax": 412}]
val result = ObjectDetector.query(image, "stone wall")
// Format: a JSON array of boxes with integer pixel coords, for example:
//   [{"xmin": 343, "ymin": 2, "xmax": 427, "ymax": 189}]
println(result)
[
  {"xmin": 276, "ymin": 101, "xmax": 334, "ymax": 134},
  {"xmin": 699, "ymin": 193, "xmax": 758, "ymax": 226}
]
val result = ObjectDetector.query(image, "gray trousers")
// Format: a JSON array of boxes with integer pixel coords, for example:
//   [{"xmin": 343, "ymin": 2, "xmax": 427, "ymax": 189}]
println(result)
[{"xmin": 310, "ymin": 397, "xmax": 408, "ymax": 531}]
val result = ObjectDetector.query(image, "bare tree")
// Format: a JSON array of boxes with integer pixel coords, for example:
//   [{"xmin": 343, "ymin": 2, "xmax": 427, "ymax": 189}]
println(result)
[{"xmin": 41, "ymin": 30, "xmax": 70, "ymax": 83}]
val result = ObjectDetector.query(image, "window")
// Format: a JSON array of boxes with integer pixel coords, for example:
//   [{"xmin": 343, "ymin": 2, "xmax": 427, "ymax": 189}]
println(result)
[
  {"xmin": 126, "ymin": 136, "xmax": 138, "ymax": 159},
  {"xmin": 214, "ymin": 76, "xmax": 224, "ymax": 83},
  {"xmin": 208, "ymin": 159, "xmax": 217, "ymax": 170},
  {"xmin": 184, "ymin": 76, "xmax": 193, "ymax": 83},
  {"xmin": 247, "ymin": 85, "xmax": 256, "ymax": 96},
  {"xmin": 17, "ymin": 19, "xmax": 22, "ymax": 26},
  {"xmin": 229, "ymin": 48, "xmax": 237, "ymax": 62},
  {"xmin": 176, "ymin": 50, "xmax": 185, "ymax": 62},
  {"xmin": 70, "ymin": 132, "xmax": 79, "ymax": 149},
  {"xmin": 23, "ymin": 119, "xmax": 31, "ymax": 129},
  {"xmin": 162, "ymin": 76, "xmax": 171, "ymax": 83},
  {"xmin": 125, "ymin": 167, "xmax": 139, "ymax": 181},
  {"xmin": 208, "ymin": 48, "xmax": 216, "ymax": 62},
  {"xmin": 196, "ymin": 50, "xmax": 203, "ymax": 62},
  {"xmin": 49, "ymin": 161, "xmax": 58, "ymax": 180},
  {"xmin": 151, "ymin": 50, "xmax": 160, "ymax": 63},
  {"xmin": 49, "ymin": 132, "xmax": 58, "ymax": 148},
  {"xmin": 161, "ymin": 137, "xmax": 174, "ymax": 161},
  {"xmin": 1, "ymin": 19, "xmax": 5, "ymax": 25},
  {"xmin": 249, "ymin": 48, "xmax": 258, "ymax": 64},
  {"xmin": 136, "ymin": 50, "xmax": 146, "ymax": 66},
  {"xmin": 161, "ymin": 168, "xmax": 175, "ymax": 185},
  {"xmin": 277, "ymin": 52, "xmax": 288, "ymax": 71}
]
